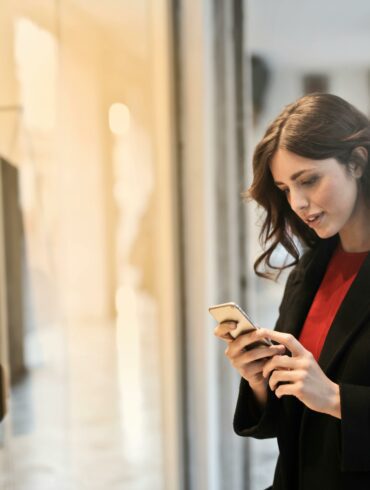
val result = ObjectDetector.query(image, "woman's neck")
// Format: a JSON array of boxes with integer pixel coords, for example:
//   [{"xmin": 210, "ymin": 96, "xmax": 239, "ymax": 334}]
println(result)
[{"xmin": 339, "ymin": 200, "xmax": 370, "ymax": 252}]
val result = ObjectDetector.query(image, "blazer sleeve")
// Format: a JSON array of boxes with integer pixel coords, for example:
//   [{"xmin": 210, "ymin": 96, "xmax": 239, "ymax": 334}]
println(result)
[
  {"xmin": 339, "ymin": 383, "xmax": 370, "ymax": 471},
  {"xmin": 233, "ymin": 263, "xmax": 302, "ymax": 439},
  {"xmin": 233, "ymin": 377, "xmax": 280, "ymax": 438}
]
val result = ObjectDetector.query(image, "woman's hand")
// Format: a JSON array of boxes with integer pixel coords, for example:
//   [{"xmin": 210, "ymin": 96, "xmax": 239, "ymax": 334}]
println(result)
[
  {"xmin": 254, "ymin": 329, "xmax": 341, "ymax": 419},
  {"xmin": 214, "ymin": 322, "xmax": 286, "ymax": 405}
]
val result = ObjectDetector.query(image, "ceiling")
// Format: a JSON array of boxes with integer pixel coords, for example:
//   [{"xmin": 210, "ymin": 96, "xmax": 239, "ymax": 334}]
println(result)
[
  {"xmin": 247, "ymin": 0, "xmax": 370, "ymax": 69},
  {"xmin": 65, "ymin": 0, "xmax": 370, "ymax": 70}
]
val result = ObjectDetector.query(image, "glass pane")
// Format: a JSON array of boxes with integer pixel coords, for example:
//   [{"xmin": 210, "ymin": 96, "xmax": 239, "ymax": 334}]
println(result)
[{"xmin": 0, "ymin": 2, "xmax": 168, "ymax": 489}]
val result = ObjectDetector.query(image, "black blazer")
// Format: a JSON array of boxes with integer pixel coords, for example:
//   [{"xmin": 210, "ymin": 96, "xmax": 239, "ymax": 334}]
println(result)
[{"xmin": 234, "ymin": 236, "xmax": 370, "ymax": 490}]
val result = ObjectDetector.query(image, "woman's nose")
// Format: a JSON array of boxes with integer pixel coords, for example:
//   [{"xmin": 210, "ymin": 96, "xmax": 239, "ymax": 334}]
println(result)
[{"xmin": 289, "ymin": 189, "xmax": 309, "ymax": 213}]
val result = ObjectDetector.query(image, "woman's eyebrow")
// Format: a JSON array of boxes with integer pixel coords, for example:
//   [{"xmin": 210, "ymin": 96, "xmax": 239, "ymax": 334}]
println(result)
[{"xmin": 273, "ymin": 169, "xmax": 311, "ymax": 185}]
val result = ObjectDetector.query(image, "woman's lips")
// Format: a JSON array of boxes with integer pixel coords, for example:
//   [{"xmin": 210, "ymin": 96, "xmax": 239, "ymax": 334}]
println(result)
[{"xmin": 306, "ymin": 212, "xmax": 324, "ymax": 227}]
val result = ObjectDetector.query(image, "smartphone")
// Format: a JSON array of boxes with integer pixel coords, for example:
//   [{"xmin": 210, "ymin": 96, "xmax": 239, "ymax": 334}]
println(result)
[{"xmin": 209, "ymin": 301, "xmax": 272, "ymax": 346}]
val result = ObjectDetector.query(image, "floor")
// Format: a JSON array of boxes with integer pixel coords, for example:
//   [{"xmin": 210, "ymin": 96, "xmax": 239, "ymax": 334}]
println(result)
[
  {"xmin": 0, "ymin": 321, "xmax": 163, "ymax": 490},
  {"xmin": 0, "ymin": 318, "xmax": 278, "ymax": 490}
]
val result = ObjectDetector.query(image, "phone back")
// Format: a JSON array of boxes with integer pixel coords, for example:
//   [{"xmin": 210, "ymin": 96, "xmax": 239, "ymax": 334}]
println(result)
[{"xmin": 209, "ymin": 302, "xmax": 256, "ymax": 338}]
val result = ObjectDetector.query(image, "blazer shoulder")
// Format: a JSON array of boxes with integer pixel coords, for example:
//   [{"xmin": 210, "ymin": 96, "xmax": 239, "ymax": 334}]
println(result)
[{"xmin": 289, "ymin": 235, "xmax": 339, "ymax": 282}]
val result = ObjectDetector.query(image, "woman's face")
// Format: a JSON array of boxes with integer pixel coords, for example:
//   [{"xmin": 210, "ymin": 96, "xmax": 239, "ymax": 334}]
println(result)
[{"xmin": 270, "ymin": 148, "xmax": 364, "ymax": 241}]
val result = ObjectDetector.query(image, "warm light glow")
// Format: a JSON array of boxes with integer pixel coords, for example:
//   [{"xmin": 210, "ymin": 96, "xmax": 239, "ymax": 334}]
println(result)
[
  {"xmin": 109, "ymin": 103, "xmax": 130, "ymax": 135},
  {"xmin": 14, "ymin": 17, "xmax": 57, "ymax": 132}
]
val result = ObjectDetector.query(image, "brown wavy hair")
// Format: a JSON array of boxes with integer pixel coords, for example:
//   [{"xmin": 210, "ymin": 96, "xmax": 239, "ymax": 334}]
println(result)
[{"xmin": 244, "ymin": 92, "xmax": 370, "ymax": 279}]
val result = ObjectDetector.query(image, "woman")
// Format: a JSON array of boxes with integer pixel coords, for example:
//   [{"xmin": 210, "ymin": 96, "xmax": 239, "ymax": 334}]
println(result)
[{"xmin": 214, "ymin": 93, "xmax": 370, "ymax": 489}]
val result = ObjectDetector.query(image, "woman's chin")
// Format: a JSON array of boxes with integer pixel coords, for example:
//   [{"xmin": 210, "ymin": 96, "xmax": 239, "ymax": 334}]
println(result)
[{"xmin": 314, "ymin": 227, "xmax": 337, "ymax": 240}]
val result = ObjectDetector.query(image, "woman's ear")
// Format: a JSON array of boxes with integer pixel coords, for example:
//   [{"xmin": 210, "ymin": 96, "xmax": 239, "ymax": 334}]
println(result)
[{"xmin": 349, "ymin": 146, "xmax": 368, "ymax": 178}]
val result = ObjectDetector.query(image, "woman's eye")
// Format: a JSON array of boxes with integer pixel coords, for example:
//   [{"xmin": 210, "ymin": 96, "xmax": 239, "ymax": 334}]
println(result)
[{"xmin": 301, "ymin": 176, "xmax": 318, "ymax": 187}]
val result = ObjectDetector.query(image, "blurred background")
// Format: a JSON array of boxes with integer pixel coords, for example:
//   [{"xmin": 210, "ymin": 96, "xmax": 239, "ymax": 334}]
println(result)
[{"xmin": 1, "ymin": 0, "xmax": 370, "ymax": 489}]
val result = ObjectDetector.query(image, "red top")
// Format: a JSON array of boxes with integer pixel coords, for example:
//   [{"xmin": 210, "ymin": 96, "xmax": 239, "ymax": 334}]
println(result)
[{"xmin": 299, "ymin": 244, "xmax": 368, "ymax": 361}]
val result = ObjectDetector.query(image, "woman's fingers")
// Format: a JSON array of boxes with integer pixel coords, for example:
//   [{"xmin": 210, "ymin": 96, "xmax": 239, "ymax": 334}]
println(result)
[
  {"xmin": 215, "ymin": 324, "xmax": 288, "ymax": 386},
  {"xmin": 268, "ymin": 368, "xmax": 302, "ymax": 391},
  {"xmin": 238, "ymin": 359, "xmax": 268, "ymax": 383},
  {"xmin": 246, "ymin": 358, "xmax": 267, "ymax": 377},
  {"xmin": 226, "ymin": 342, "xmax": 285, "ymax": 365},
  {"xmin": 255, "ymin": 329, "xmax": 306, "ymax": 357},
  {"xmin": 213, "ymin": 321, "xmax": 237, "ymax": 341},
  {"xmin": 274, "ymin": 382, "xmax": 301, "ymax": 399},
  {"xmin": 262, "ymin": 354, "xmax": 296, "ymax": 379},
  {"xmin": 227, "ymin": 328, "xmax": 276, "ymax": 351}
]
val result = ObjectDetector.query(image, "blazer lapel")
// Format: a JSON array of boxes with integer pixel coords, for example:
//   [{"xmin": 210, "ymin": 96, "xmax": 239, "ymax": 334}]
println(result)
[
  {"xmin": 300, "ymin": 247, "xmax": 370, "ymax": 461},
  {"xmin": 318, "ymin": 252, "xmax": 370, "ymax": 374},
  {"xmin": 278, "ymin": 236, "xmax": 370, "ymax": 375}
]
